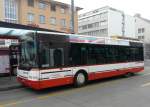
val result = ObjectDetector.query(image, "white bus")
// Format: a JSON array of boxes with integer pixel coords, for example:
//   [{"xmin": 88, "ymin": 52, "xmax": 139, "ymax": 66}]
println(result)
[{"xmin": 17, "ymin": 30, "xmax": 144, "ymax": 90}]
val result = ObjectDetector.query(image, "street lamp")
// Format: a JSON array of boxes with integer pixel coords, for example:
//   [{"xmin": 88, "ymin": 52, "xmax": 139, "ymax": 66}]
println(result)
[{"xmin": 71, "ymin": 0, "xmax": 75, "ymax": 34}]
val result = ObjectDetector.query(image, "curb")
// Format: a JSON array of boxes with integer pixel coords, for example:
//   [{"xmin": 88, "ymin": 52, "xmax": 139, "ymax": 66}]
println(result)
[{"xmin": 0, "ymin": 85, "xmax": 24, "ymax": 91}]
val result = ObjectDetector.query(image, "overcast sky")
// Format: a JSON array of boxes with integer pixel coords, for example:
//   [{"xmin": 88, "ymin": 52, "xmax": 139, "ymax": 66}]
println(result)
[{"xmin": 56, "ymin": 0, "xmax": 150, "ymax": 19}]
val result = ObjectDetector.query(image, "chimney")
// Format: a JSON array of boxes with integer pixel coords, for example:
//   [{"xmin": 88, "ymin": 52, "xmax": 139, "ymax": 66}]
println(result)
[{"xmin": 134, "ymin": 13, "xmax": 141, "ymax": 17}]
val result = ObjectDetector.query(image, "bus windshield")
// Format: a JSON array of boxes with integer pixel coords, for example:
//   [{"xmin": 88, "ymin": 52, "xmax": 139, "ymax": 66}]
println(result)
[{"xmin": 19, "ymin": 33, "xmax": 38, "ymax": 69}]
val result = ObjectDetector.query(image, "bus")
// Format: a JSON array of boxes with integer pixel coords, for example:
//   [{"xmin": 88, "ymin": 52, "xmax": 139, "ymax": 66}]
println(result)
[{"xmin": 17, "ymin": 30, "xmax": 144, "ymax": 90}]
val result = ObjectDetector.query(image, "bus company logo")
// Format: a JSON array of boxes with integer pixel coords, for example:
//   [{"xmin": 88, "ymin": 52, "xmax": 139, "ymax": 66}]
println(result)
[
  {"xmin": 69, "ymin": 36, "xmax": 105, "ymax": 44},
  {"xmin": 92, "ymin": 38, "xmax": 105, "ymax": 44}
]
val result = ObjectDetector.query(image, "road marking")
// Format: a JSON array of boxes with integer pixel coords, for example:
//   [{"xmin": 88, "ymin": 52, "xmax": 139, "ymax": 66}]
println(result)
[
  {"xmin": 141, "ymin": 72, "xmax": 150, "ymax": 76},
  {"xmin": 0, "ymin": 78, "xmax": 123, "ymax": 107},
  {"xmin": 141, "ymin": 82, "xmax": 150, "ymax": 87},
  {"xmin": 38, "ymin": 79, "xmax": 122, "ymax": 100}
]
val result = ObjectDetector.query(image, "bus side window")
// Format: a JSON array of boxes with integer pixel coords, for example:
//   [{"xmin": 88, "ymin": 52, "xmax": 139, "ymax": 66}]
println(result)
[{"xmin": 53, "ymin": 48, "xmax": 64, "ymax": 67}]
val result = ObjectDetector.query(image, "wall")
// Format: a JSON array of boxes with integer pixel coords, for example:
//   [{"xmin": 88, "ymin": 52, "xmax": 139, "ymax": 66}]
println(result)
[
  {"xmin": 0, "ymin": 0, "xmax": 4, "ymax": 21},
  {"xmin": 108, "ymin": 9, "xmax": 122, "ymax": 37},
  {"xmin": 135, "ymin": 17, "xmax": 150, "ymax": 42},
  {"xmin": 124, "ymin": 15, "xmax": 135, "ymax": 38},
  {"xmin": 18, "ymin": 0, "xmax": 78, "ymax": 33}
]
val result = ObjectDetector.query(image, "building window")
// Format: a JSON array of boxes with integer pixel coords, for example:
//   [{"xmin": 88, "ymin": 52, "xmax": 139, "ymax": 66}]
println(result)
[
  {"xmin": 28, "ymin": 0, "xmax": 34, "ymax": 7},
  {"xmin": 88, "ymin": 24, "xmax": 93, "ymax": 29},
  {"xmin": 60, "ymin": 7, "xmax": 65, "ymax": 14},
  {"xmin": 60, "ymin": 19, "xmax": 66, "ymax": 27},
  {"xmin": 39, "ymin": 15, "xmax": 45, "ymax": 24},
  {"xmin": 0, "ymin": 40, "xmax": 5, "ymax": 45},
  {"xmin": 39, "ymin": 1, "xmax": 46, "ymax": 9},
  {"xmin": 50, "ymin": 17, "xmax": 56, "ymax": 25},
  {"xmin": 51, "ymin": 2, "xmax": 56, "ymax": 11},
  {"xmin": 100, "ymin": 28, "xmax": 107, "ymax": 34},
  {"xmin": 138, "ymin": 28, "xmax": 141, "ymax": 33},
  {"xmin": 4, "ymin": 0, "xmax": 18, "ymax": 23},
  {"xmin": 138, "ymin": 28, "xmax": 145, "ymax": 33},
  {"xmin": 82, "ymin": 25, "xmax": 88, "ymax": 30},
  {"xmin": 142, "ymin": 28, "xmax": 145, "ymax": 33},
  {"xmin": 70, "ymin": 20, "xmax": 73, "ymax": 29},
  {"xmin": 100, "ymin": 20, "xmax": 107, "ymax": 26},
  {"xmin": 100, "ymin": 12, "xmax": 108, "ymax": 19},
  {"xmin": 27, "ymin": 13, "xmax": 34, "ymax": 22},
  {"xmin": 138, "ymin": 36, "xmax": 144, "ymax": 40},
  {"xmin": 93, "ymin": 22, "xmax": 99, "ymax": 28}
]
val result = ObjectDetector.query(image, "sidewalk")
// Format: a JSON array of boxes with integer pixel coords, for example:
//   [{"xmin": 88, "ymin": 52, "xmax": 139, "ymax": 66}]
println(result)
[{"xmin": 0, "ymin": 76, "xmax": 23, "ymax": 91}]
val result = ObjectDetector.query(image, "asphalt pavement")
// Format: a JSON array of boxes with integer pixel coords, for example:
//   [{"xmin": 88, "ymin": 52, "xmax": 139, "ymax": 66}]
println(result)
[
  {"xmin": 0, "ymin": 67, "xmax": 149, "ymax": 107},
  {"xmin": 0, "ymin": 76, "xmax": 22, "ymax": 91}
]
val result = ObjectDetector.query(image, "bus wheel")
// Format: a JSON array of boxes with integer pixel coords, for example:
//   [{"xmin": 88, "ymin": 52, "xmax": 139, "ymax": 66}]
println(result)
[
  {"xmin": 124, "ymin": 72, "xmax": 134, "ymax": 77},
  {"xmin": 74, "ymin": 72, "xmax": 87, "ymax": 87}
]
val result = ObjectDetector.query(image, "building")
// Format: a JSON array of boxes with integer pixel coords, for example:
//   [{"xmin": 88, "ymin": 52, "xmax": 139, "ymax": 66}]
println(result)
[
  {"xmin": 134, "ymin": 14, "xmax": 150, "ymax": 61},
  {"xmin": 78, "ymin": 6, "xmax": 135, "ymax": 38},
  {"xmin": 134, "ymin": 14, "xmax": 150, "ymax": 41},
  {"xmin": 0, "ymin": 0, "xmax": 82, "ymax": 33}
]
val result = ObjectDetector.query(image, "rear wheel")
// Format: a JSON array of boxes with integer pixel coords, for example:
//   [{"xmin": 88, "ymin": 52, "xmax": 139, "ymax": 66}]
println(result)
[
  {"xmin": 124, "ymin": 72, "xmax": 135, "ymax": 77},
  {"xmin": 74, "ymin": 72, "xmax": 87, "ymax": 87}
]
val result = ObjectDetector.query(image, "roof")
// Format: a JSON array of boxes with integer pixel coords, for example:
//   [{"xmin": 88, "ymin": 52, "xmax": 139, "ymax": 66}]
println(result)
[
  {"xmin": 0, "ymin": 21, "xmax": 63, "ymax": 33},
  {"xmin": 135, "ymin": 16, "xmax": 150, "ymax": 23},
  {"xmin": 42, "ymin": 0, "xmax": 83, "ymax": 11},
  {"xmin": 36, "ymin": 31, "xmax": 143, "ymax": 46},
  {"xmin": 79, "ymin": 6, "xmax": 123, "ymax": 18},
  {"xmin": 54, "ymin": 1, "xmax": 83, "ymax": 11},
  {"xmin": 140, "ymin": 17, "xmax": 150, "ymax": 23}
]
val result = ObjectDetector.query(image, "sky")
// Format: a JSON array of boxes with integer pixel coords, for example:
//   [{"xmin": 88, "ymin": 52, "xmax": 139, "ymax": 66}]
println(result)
[{"xmin": 56, "ymin": 0, "xmax": 150, "ymax": 19}]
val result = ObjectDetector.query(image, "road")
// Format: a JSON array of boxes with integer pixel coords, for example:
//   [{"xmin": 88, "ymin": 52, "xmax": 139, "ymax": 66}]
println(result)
[{"xmin": 0, "ymin": 67, "xmax": 150, "ymax": 107}]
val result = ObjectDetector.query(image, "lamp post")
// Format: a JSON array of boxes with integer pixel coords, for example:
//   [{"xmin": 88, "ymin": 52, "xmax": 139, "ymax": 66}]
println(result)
[{"xmin": 71, "ymin": 0, "xmax": 75, "ymax": 34}]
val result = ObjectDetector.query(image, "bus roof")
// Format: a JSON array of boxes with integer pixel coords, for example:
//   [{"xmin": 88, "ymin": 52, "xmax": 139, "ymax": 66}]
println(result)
[
  {"xmin": 0, "ymin": 26, "xmax": 143, "ymax": 47},
  {"xmin": 37, "ymin": 30, "xmax": 143, "ymax": 46}
]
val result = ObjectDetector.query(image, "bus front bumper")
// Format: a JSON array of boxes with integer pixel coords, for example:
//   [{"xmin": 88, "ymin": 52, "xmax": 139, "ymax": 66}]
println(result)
[{"xmin": 17, "ymin": 77, "xmax": 41, "ymax": 90}]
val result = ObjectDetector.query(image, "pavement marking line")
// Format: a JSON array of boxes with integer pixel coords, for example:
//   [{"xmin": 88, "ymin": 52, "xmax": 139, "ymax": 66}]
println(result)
[
  {"xmin": 1, "ymin": 78, "xmax": 123, "ymax": 106},
  {"xmin": 38, "ymin": 79, "xmax": 122, "ymax": 100},
  {"xmin": 141, "ymin": 72, "xmax": 150, "ymax": 76},
  {"xmin": 141, "ymin": 82, "xmax": 150, "ymax": 87},
  {"xmin": 1, "ymin": 101, "xmax": 23, "ymax": 107}
]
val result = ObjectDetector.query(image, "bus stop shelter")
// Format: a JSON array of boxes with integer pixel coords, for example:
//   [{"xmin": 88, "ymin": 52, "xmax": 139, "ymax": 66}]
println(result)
[{"xmin": 0, "ymin": 21, "xmax": 61, "ymax": 76}]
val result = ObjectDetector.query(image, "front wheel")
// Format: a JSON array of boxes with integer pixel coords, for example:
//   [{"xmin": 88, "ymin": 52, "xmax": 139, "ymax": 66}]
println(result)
[{"xmin": 74, "ymin": 72, "xmax": 87, "ymax": 87}]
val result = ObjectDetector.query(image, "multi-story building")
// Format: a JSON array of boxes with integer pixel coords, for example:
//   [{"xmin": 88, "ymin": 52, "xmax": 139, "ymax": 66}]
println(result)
[
  {"xmin": 0, "ymin": 0, "xmax": 82, "ymax": 33},
  {"xmin": 134, "ymin": 14, "xmax": 150, "ymax": 61},
  {"xmin": 78, "ymin": 6, "xmax": 135, "ymax": 38},
  {"xmin": 134, "ymin": 14, "xmax": 150, "ymax": 41}
]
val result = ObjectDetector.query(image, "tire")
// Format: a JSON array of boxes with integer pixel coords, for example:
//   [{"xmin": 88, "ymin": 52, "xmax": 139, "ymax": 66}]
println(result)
[
  {"xmin": 124, "ymin": 72, "xmax": 134, "ymax": 78},
  {"xmin": 74, "ymin": 72, "xmax": 87, "ymax": 87}
]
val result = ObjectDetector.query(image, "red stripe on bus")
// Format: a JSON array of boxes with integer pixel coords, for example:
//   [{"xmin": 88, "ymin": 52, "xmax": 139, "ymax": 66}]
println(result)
[
  {"xmin": 17, "ymin": 77, "xmax": 73, "ymax": 90},
  {"xmin": 88, "ymin": 67, "xmax": 144, "ymax": 80},
  {"xmin": 17, "ymin": 67, "xmax": 144, "ymax": 90}
]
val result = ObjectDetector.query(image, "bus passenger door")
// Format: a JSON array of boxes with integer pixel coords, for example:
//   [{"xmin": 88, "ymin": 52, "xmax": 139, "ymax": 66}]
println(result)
[{"xmin": 52, "ymin": 48, "xmax": 73, "ymax": 84}]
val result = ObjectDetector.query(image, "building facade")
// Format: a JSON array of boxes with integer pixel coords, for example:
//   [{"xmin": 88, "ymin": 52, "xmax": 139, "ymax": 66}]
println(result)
[
  {"xmin": 134, "ymin": 14, "xmax": 150, "ymax": 41},
  {"xmin": 0, "ymin": 0, "xmax": 82, "ymax": 33},
  {"xmin": 134, "ymin": 14, "xmax": 150, "ymax": 61},
  {"xmin": 78, "ymin": 6, "xmax": 135, "ymax": 38}
]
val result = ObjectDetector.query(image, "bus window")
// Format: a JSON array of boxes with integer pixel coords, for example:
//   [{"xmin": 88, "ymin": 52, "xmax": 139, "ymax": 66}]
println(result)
[
  {"xmin": 41, "ymin": 48, "xmax": 50, "ymax": 68},
  {"xmin": 88, "ymin": 45, "xmax": 106, "ymax": 64},
  {"xmin": 53, "ymin": 48, "xmax": 64, "ymax": 67},
  {"xmin": 80, "ymin": 46, "xmax": 88, "ymax": 65}
]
